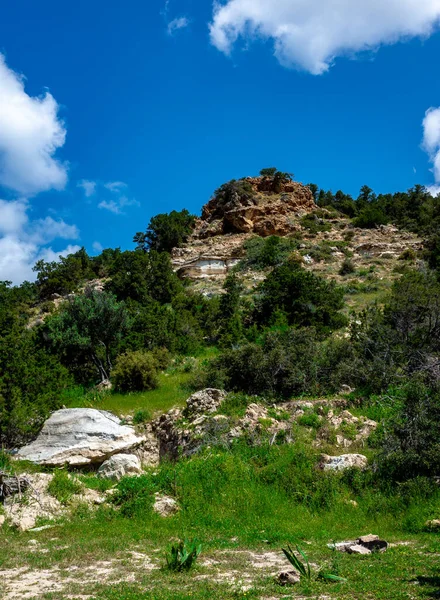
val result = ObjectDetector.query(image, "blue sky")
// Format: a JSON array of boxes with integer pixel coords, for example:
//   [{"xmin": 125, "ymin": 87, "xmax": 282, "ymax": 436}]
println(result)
[{"xmin": 1, "ymin": 0, "xmax": 440, "ymax": 283}]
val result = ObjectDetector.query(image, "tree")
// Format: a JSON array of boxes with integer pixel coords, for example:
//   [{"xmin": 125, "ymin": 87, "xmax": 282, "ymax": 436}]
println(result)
[
  {"xmin": 134, "ymin": 209, "xmax": 195, "ymax": 253},
  {"xmin": 108, "ymin": 249, "xmax": 182, "ymax": 304},
  {"xmin": 217, "ymin": 272, "xmax": 244, "ymax": 346},
  {"xmin": 260, "ymin": 167, "xmax": 277, "ymax": 178},
  {"xmin": 46, "ymin": 288, "xmax": 130, "ymax": 383},
  {"xmin": 255, "ymin": 260, "xmax": 347, "ymax": 334},
  {"xmin": 33, "ymin": 247, "xmax": 94, "ymax": 299}
]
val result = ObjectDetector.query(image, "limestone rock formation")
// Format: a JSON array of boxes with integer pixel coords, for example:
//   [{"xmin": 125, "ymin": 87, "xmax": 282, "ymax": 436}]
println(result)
[
  {"xmin": 98, "ymin": 453, "xmax": 142, "ymax": 480},
  {"xmin": 320, "ymin": 453, "xmax": 368, "ymax": 471},
  {"xmin": 16, "ymin": 408, "xmax": 145, "ymax": 467},
  {"xmin": 196, "ymin": 177, "xmax": 315, "ymax": 239},
  {"xmin": 171, "ymin": 175, "xmax": 316, "ymax": 282}
]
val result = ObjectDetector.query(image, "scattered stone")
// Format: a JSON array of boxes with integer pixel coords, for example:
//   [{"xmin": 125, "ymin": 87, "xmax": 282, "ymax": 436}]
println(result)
[
  {"xmin": 357, "ymin": 534, "xmax": 388, "ymax": 552},
  {"xmin": 347, "ymin": 544, "xmax": 371, "ymax": 555},
  {"xmin": 4, "ymin": 473, "xmax": 62, "ymax": 531},
  {"xmin": 320, "ymin": 453, "xmax": 368, "ymax": 471},
  {"xmin": 98, "ymin": 454, "xmax": 142, "ymax": 481},
  {"xmin": 426, "ymin": 519, "xmax": 440, "ymax": 529},
  {"xmin": 331, "ymin": 534, "xmax": 388, "ymax": 554},
  {"xmin": 17, "ymin": 408, "xmax": 145, "ymax": 466},
  {"xmin": 277, "ymin": 570, "xmax": 301, "ymax": 585},
  {"xmin": 95, "ymin": 379, "xmax": 112, "ymax": 392},
  {"xmin": 28, "ymin": 525, "xmax": 55, "ymax": 532},
  {"xmin": 184, "ymin": 388, "xmax": 227, "ymax": 417},
  {"xmin": 153, "ymin": 494, "xmax": 179, "ymax": 517},
  {"xmin": 0, "ymin": 514, "xmax": 5, "ymax": 527}
]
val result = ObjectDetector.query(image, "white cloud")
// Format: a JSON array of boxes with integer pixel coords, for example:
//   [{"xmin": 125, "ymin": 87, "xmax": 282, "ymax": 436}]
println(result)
[
  {"xmin": 77, "ymin": 179, "xmax": 97, "ymax": 197},
  {"xmin": 0, "ymin": 199, "xmax": 80, "ymax": 284},
  {"xmin": 98, "ymin": 195, "xmax": 139, "ymax": 215},
  {"xmin": 92, "ymin": 241, "xmax": 103, "ymax": 253},
  {"xmin": 104, "ymin": 181, "xmax": 128, "ymax": 193},
  {"xmin": 209, "ymin": 0, "xmax": 440, "ymax": 74},
  {"xmin": 168, "ymin": 16, "xmax": 190, "ymax": 35},
  {"xmin": 98, "ymin": 199, "xmax": 121, "ymax": 214},
  {"xmin": 0, "ymin": 54, "xmax": 68, "ymax": 195},
  {"xmin": 422, "ymin": 107, "xmax": 440, "ymax": 194}
]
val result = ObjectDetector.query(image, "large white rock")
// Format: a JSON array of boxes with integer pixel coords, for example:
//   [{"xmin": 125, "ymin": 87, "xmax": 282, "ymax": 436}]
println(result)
[
  {"xmin": 16, "ymin": 409, "xmax": 145, "ymax": 466},
  {"xmin": 98, "ymin": 454, "xmax": 141, "ymax": 480},
  {"xmin": 320, "ymin": 453, "xmax": 368, "ymax": 471}
]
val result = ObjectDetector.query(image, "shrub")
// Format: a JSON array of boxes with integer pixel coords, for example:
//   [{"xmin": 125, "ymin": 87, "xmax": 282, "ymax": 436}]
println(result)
[
  {"xmin": 300, "ymin": 213, "xmax": 331, "ymax": 234},
  {"xmin": 398, "ymin": 248, "xmax": 416, "ymax": 261},
  {"xmin": 112, "ymin": 351, "xmax": 159, "ymax": 393},
  {"xmin": 133, "ymin": 409, "xmax": 151, "ymax": 425},
  {"xmin": 255, "ymin": 260, "xmax": 347, "ymax": 334},
  {"xmin": 166, "ymin": 539, "xmax": 202, "ymax": 572},
  {"xmin": 352, "ymin": 206, "xmax": 388, "ymax": 229},
  {"xmin": 339, "ymin": 258, "xmax": 355, "ymax": 276},
  {"xmin": 298, "ymin": 412, "xmax": 321, "ymax": 429},
  {"xmin": 48, "ymin": 470, "xmax": 83, "ymax": 505},
  {"xmin": 378, "ymin": 381, "xmax": 440, "ymax": 481}
]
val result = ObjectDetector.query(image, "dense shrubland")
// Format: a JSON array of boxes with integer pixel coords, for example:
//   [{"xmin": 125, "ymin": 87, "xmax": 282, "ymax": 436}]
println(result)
[{"xmin": 1, "ymin": 170, "xmax": 440, "ymax": 494}]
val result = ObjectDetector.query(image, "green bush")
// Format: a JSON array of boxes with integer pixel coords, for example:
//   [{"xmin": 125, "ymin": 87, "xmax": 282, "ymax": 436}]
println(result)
[
  {"xmin": 298, "ymin": 412, "xmax": 321, "ymax": 429},
  {"xmin": 339, "ymin": 258, "xmax": 355, "ymax": 275},
  {"xmin": 112, "ymin": 351, "xmax": 159, "ymax": 393},
  {"xmin": 133, "ymin": 409, "xmax": 151, "ymax": 425},
  {"xmin": 255, "ymin": 260, "xmax": 347, "ymax": 334},
  {"xmin": 352, "ymin": 205, "xmax": 388, "ymax": 229},
  {"xmin": 166, "ymin": 539, "xmax": 202, "ymax": 572}
]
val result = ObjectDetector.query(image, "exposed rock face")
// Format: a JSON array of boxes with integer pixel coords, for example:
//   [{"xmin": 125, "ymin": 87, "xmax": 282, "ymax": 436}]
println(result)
[
  {"xmin": 171, "ymin": 176, "xmax": 315, "ymax": 283},
  {"xmin": 16, "ymin": 409, "xmax": 145, "ymax": 467},
  {"xmin": 98, "ymin": 454, "xmax": 142, "ymax": 481},
  {"xmin": 184, "ymin": 388, "xmax": 227, "ymax": 417},
  {"xmin": 197, "ymin": 177, "xmax": 315, "ymax": 239},
  {"xmin": 320, "ymin": 453, "xmax": 368, "ymax": 471}
]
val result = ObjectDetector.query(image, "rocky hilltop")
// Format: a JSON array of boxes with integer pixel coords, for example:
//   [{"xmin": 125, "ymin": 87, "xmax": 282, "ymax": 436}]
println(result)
[
  {"xmin": 172, "ymin": 175, "xmax": 316, "ymax": 280},
  {"xmin": 196, "ymin": 176, "xmax": 315, "ymax": 238}
]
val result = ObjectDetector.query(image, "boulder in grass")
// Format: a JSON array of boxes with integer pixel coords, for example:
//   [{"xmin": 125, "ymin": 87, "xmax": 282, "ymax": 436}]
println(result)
[
  {"xmin": 16, "ymin": 409, "xmax": 145, "ymax": 467},
  {"xmin": 320, "ymin": 453, "xmax": 368, "ymax": 471},
  {"xmin": 98, "ymin": 454, "xmax": 141, "ymax": 481}
]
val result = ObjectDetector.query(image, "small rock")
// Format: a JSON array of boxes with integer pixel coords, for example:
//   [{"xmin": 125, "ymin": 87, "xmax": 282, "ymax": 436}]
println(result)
[
  {"xmin": 357, "ymin": 534, "xmax": 388, "ymax": 552},
  {"xmin": 0, "ymin": 515, "xmax": 5, "ymax": 527},
  {"xmin": 426, "ymin": 519, "xmax": 440, "ymax": 529},
  {"xmin": 347, "ymin": 544, "xmax": 371, "ymax": 555},
  {"xmin": 153, "ymin": 494, "xmax": 179, "ymax": 517},
  {"xmin": 277, "ymin": 570, "xmax": 301, "ymax": 585},
  {"xmin": 320, "ymin": 453, "xmax": 368, "ymax": 471},
  {"xmin": 28, "ymin": 539, "xmax": 38, "ymax": 546}
]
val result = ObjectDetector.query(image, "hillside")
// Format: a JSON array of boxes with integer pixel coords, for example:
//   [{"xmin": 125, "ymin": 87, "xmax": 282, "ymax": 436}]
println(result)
[{"xmin": 1, "ymin": 170, "xmax": 440, "ymax": 600}]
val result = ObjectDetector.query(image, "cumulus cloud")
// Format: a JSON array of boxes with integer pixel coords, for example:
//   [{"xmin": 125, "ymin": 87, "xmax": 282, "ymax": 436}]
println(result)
[
  {"xmin": 104, "ymin": 181, "xmax": 128, "ymax": 193},
  {"xmin": 168, "ymin": 16, "xmax": 190, "ymax": 35},
  {"xmin": 209, "ymin": 0, "xmax": 440, "ymax": 74},
  {"xmin": 0, "ymin": 200, "xmax": 80, "ymax": 284},
  {"xmin": 98, "ymin": 195, "xmax": 140, "ymax": 215},
  {"xmin": 77, "ymin": 179, "xmax": 97, "ymax": 197},
  {"xmin": 0, "ymin": 54, "xmax": 68, "ymax": 195},
  {"xmin": 422, "ymin": 107, "xmax": 440, "ymax": 196},
  {"xmin": 92, "ymin": 241, "xmax": 104, "ymax": 253}
]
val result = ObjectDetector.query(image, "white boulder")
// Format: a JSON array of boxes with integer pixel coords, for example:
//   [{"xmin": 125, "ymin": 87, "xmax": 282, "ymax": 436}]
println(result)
[
  {"xmin": 16, "ymin": 409, "xmax": 145, "ymax": 466},
  {"xmin": 98, "ymin": 454, "xmax": 142, "ymax": 481},
  {"xmin": 320, "ymin": 453, "xmax": 368, "ymax": 471}
]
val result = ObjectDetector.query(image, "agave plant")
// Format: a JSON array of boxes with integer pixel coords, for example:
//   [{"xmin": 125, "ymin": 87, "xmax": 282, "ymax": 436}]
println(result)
[
  {"xmin": 166, "ymin": 538, "xmax": 202, "ymax": 572},
  {"xmin": 282, "ymin": 542, "xmax": 347, "ymax": 584},
  {"xmin": 281, "ymin": 543, "xmax": 311, "ymax": 581}
]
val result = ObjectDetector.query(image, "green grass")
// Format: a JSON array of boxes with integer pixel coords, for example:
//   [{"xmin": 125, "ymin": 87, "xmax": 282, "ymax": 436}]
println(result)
[
  {"xmin": 1, "ymin": 439, "xmax": 440, "ymax": 599},
  {"xmin": 66, "ymin": 371, "xmax": 192, "ymax": 417}
]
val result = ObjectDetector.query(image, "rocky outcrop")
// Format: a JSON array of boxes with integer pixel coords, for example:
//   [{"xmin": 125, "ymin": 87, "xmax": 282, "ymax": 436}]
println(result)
[
  {"xmin": 16, "ymin": 409, "xmax": 145, "ymax": 467},
  {"xmin": 197, "ymin": 177, "xmax": 315, "ymax": 239},
  {"xmin": 184, "ymin": 388, "xmax": 227, "ymax": 417},
  {"xmin": 320, "ymin": 453, "xmax": 368, "ymax": 471},
  {"xmin": 98, "ymin": 454, "xmax": 142, "ymax": 481}
]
